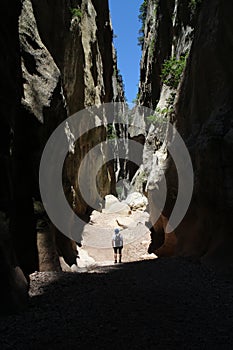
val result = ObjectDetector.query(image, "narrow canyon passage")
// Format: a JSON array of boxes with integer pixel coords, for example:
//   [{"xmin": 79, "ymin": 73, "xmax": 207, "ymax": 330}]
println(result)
[
  {"xmin": 77, "ymin": 194, "xmax": 157, "ymax": 269},
  {"xmin": 1, "ymin": 1, "xmax": 233, "ymax": 347},
  {"xmin": 1, "ymin": 258, "xmax": 233, "ymax": 349}
]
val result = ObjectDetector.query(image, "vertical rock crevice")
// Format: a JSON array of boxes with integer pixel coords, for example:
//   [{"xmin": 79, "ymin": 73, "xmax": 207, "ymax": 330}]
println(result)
[
  {"xmin": 139, "ymin": 0, "xmax": 233, "ymax": 264},
  {"xmin": 19, "ymin": 0, "xmax": 124, "ymax": 272},
  {"xmin": 0, "ymin": 0, "xmax": 125, "ymax": 314}
]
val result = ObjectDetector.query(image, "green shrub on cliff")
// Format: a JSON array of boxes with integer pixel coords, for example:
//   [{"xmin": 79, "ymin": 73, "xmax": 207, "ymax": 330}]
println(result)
[
  {"xmin": 161, "ymin": 55, "xmax": 187, "ymax": 89},
  {"xmin": 189, "ymin": 0, "xmax": 202, "ymax": 13},
  {"xmin": 138, "ymin": 1, "xmax": 148, "ymax": 28},
  {"xmin": 138, "ymin": 0, "xmax": 148, "ymax": 48},
  {"xmin": 107, "ymin": 124, "xmax": 117, "ymax": 140},
  {"xmin": 146, "ymin": 106, "xmax": 173, "ymax": 124},
  {"xmin": 70, "ymin": 7, "xmax": 82, "ymax": 19}
]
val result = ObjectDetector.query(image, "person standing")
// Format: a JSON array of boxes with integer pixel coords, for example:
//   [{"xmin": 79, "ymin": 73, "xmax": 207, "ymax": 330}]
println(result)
[{"xmin": 112, "ymin": 228, "xmax": 123, "ymax": 263}]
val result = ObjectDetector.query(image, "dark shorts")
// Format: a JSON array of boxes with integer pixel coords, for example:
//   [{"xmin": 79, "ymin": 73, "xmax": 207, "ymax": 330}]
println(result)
[{"xmin": 113, "ymin": 246, "xmax": 123, "ymax": 254}]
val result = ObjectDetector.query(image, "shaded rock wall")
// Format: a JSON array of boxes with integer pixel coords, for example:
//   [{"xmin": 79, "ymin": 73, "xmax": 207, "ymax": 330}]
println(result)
[
  {"xmin": 137, "ymin": 0, "xmax": 199, "ymax": 256},
  {"xmin": 0, "ymin": 0, "xmax": 123, "ymax": 312},
  {"xmin": 175, "ymin": 0, "xmax": 233, "ymax": 264},
  {"xmin": 0, "ymin": 0, "xmax": 29, "ymax": 314},
  {"xmin": 16, "ymin": 0, "xmax": 123, "ymax": 273},
  {"xmin": 17, "ymin": 0, "xmax": 70, "ymax": 273},
  {"xmin": 31, "ymin": 0, "xmax": 122, "ymax": 218},
  {"xmin": 139, "ymin": 0, "xmax": 233, "ymax": 264}
]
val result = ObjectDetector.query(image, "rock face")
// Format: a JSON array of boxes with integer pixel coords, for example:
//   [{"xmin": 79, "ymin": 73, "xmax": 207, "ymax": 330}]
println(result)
[
  {"xmin": 31, "ymin": 0, "xmax": 122, "ymax": 110},
  {"xmin": 17, "ymin": 0, "xmax": 123, "ymax": 272},
  {"xmin": 0, "ymin": 0, "xmax": 123, "ymax": 313},
  {"xmin": 138, "ymin": 0, "xmax": 199, "ymax": 110},
  {"xmin": 139, "ymin": 0, "xmax": 233, "ymax": 264},
  {"xmin": 136, "ymin": 0, "xmax": 199, "ymax": 256},
  {"xmin": 138, "ymin": 0, "xmax": 175, "ymax": 110},
  {"xmin": 175, "ymin": 0, "xmax": 233, "ymax": 264},
  {"xmin": 31, "ymin": 0, "xmax": 122, "ymax": 217},
  {"xmin": 0, "ymin": 0, "xmax": 29, "ymax": 314},
  {"xmin": 16, "ymin": 0, "xmax": 66, "ymax": 274}
]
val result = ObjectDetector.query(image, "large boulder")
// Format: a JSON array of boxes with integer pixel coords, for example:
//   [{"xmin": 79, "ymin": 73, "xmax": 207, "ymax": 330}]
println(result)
[
  {"xmin": 103, "ymin": 195, "xmax": 131, "ymax": 215},
  {"xmin": 124, "ymin": 192, "xmax": 148, "ymax": 210},
  {"xmin": 104, "ymin": 195, "xmax": 120, "ymax": 210}
]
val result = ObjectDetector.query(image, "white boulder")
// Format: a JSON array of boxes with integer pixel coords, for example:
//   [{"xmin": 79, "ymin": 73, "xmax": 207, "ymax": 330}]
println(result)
[
  {"xmin": 103, "ymin": 202, "xmax": 131, "ymax": 215},
  {"xmin": 104, "ymin": 194, "xmax": 120, "ymax": 210},
  {"xmin": 124, "ymin": 192, "xmax": 148, "ymax": 210},
  {"xmin": 103, "ymin": 194, "xmax": 131, "ymax": 215},
  {"xmin": 76, "ymin": 248, "xmax": 96, "ymax": 268}
]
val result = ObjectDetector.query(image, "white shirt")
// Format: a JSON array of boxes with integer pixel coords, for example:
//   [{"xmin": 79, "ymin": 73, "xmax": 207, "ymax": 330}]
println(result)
[{"xmin": 112, "ymin": 233, "xmax": 123, "ymax": 247}]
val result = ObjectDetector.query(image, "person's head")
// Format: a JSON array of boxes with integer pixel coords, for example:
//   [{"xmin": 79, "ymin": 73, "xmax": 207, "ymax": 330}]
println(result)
[{"xmin": 114, "ymin": 228, "xmax": 119, "ymax": 234}]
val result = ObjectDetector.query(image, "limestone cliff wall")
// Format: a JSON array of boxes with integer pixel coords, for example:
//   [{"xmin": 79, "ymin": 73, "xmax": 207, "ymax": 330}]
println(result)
[
  {"xmin": 30, "ymin": 0, "xmax": 122, "ymax": 218},
  {"xmin": 0, "ymin": 0, "xmax": 123, "ymax": 312},
  {"xmin": 175, "ymin": 0, "xmax": 233, "ymax": 264},
  {"xmin": 17, "ymin": 0, "xmax": 123, "ymax": 271},
  {"xmin": 139, "ymin": 0, "xmax": 199, "ymax": 109},
  {"xmin": 139, "ymin": 0, "xmax": 233, "ymax": 264},
  {"xmin": 32, "ymin": 0, "xmax": 121, "ymax": 111},
  {"xmin": 136, "ymin": 0, "xmax": 199, "ymax": 256},
  {"xmin": 139, "ymin": 0, "xmax": 175, "ymax": 110}
]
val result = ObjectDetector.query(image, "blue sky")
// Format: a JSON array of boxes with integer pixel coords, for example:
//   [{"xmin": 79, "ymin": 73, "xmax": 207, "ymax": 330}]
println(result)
[{"xmin": 109, "ymin": 0, "xmax": 142, "ymax": 103}]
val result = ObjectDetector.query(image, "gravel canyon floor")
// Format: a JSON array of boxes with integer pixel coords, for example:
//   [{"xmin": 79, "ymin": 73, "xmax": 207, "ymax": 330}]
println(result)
[
  {"xmin": 1, "ymin": 257, "xmax": 233, "ymax": 349},
  {"xmin": 1, "ymin": 207, "xmax": 233, "ymax": 349}
]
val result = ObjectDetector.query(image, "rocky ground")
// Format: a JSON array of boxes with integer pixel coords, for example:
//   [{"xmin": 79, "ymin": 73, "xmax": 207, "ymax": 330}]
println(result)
[
  {"xmin": 79, "ymin": 206, "xmax": 157, "ymax": 267},
  {"xmin": 59, "ymin": 196, "xmax": 157, "ymax": 273},
  {"xmin": 1, "ymin": 197, "xmax": 233, "ymax": 349},
  {"xmin": 1, "ymin": 257, "xmax": 233, "ymax": 349}
]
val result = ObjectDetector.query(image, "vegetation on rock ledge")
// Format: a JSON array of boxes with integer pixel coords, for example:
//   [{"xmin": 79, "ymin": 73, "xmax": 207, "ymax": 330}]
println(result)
[
  {"xmin": 70, "ymin": 7, "xmax": 82, "ymax": 19},
  {"xmin": 138, "ymin": 0, "xmax": 148, "ymax": 49},
  {"xmin": 161, "ymin": 55, "xmax": 187, "ymax": 89}
]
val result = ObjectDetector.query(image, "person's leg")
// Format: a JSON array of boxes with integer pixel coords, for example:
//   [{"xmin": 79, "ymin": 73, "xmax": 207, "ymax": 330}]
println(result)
[
  {"xmin": 119, "ymin": 247, "xmax": 123, "ymax": 263},
  {"xmin": 113, "ymin": 247, "xmax": 117, "ymax": 263}
]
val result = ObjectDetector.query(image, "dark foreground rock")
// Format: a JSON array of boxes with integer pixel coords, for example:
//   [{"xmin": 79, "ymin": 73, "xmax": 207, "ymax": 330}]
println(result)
[{"xmin": 0, "ymin": 258, "xmax": 233, "ymax": 349}]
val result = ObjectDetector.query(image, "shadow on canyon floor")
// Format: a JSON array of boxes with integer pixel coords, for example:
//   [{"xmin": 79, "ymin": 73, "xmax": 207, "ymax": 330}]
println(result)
[{"xmin": 1, "ymin": 258, "xmax": 233, "ymax": 349}]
